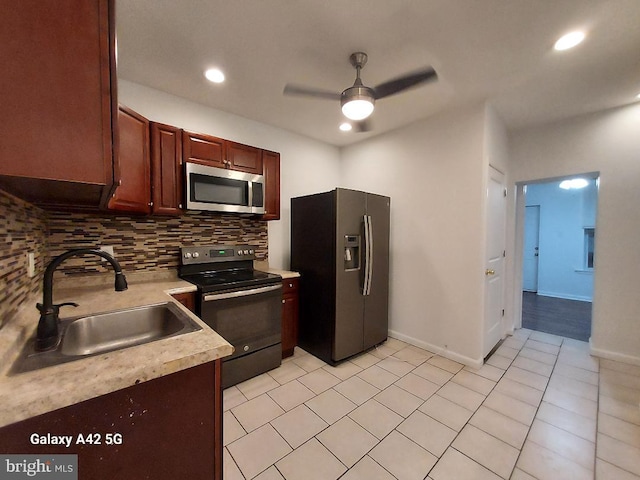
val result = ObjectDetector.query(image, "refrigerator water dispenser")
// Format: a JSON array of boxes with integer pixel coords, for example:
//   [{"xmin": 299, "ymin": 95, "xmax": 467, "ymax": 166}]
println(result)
[{"xmin": 344, "ymin": 235, "xmax": 360, "ymax": 271}]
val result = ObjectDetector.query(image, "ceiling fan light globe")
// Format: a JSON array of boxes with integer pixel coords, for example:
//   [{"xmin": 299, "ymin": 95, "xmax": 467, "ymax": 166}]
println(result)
[
  {"xmin": 341, "ymin": 86, "xmax": 375, "ymax": 120},
  {"xmin": 342, "ymin": 100, "xmax": 374, "ymax": 120}
]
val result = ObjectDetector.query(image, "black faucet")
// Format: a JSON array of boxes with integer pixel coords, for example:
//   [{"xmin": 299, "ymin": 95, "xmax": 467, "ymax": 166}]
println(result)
[{"xmin": 36, "ymin": 248, "xmax": 128, "ymax": 351}]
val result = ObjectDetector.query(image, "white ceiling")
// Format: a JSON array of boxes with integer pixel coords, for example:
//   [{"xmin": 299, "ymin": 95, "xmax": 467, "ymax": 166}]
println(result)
[{"xmin": 116, "ymin": 0, "xmax": 640, "ymax": 147}]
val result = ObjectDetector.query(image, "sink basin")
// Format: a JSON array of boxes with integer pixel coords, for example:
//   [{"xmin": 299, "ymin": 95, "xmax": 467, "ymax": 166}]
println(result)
[{"xmin": 11, "ymin": 302, "xmax": 202, "ymax": 374}]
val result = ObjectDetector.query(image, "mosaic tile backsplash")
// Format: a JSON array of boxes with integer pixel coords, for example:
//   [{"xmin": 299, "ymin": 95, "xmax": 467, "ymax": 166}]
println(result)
[
  {"xmin": 0, "ymin": 187, "xmax": 269, "ymax": 327},
  {"xmin": 46, "ymin": 211, "xmax": 268, "ymax": 277},
  {"xmin": 0, "ymin": 190, "xmax": 48, "ymax": 327}
]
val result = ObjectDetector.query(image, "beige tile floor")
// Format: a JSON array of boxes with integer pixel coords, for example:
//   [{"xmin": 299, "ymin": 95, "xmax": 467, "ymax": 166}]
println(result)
[{"xmin": 222, "ymin": 329, "xmax": 640, "ymax": 479}]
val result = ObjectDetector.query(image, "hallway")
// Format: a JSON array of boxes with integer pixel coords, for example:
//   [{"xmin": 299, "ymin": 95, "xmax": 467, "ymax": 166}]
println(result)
[{"xmin": 522, "ymin": 292, "xmax": 592, "ymax": 341}]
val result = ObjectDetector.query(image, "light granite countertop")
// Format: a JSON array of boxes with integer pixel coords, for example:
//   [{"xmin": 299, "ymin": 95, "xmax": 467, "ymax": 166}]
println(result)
[
  {"xmin": 0, "ymin": 273, "xmax": 234, "ymax": 429},
  {"xmin": 254, "ymin": 261, "xmax": 301, "ymax": 280}
]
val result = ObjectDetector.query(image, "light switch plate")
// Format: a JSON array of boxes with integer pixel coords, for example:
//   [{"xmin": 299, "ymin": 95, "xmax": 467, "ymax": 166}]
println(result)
[
  {"xmin": 27, "ymin": 252, "xmax": 35, "ymax": 278},
  {"xmin": 99, "ymin": 246, "xmax": 115, "ymax": 262}
]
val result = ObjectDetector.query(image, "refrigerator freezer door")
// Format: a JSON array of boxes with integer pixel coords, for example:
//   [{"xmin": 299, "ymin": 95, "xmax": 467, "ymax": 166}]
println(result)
[
  {"xmin": 363, "ymin": 193, "xmax": 390, "ymax": 349},
  {"xmin": 334, "ymin": 188, "xmax": 366, "ymax": 361}
]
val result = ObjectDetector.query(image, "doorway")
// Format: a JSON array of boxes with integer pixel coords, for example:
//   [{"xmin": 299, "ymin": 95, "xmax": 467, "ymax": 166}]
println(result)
[{"xmin": 518, "ymin": 174, "xmax": 598, "ymax": 342}]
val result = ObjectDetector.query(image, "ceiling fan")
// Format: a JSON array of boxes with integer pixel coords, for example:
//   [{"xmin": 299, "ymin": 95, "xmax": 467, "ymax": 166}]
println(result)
[{"xmin": 283, "ymin": 52, "xmax": 438, "ymax": 131}]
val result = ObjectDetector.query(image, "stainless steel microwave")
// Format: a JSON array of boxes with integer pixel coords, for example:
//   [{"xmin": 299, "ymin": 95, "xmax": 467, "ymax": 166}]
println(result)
[{"xmin": 185, "ymin": 162, "xmax": 265, "ymax": 214}]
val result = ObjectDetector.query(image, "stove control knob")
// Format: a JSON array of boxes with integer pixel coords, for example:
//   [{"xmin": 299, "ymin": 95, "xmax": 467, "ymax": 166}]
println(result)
[
  {"xmin": 236, "ymin": 250, "xmax": 243, "ymax": 256},
  {"xmin": 244, "ymin": 249, "xmax": 249, "ymax": 255},
  {"xmin": 184, "ymin": 252, "xmax": 192, "ymax": 259},
  {"xmin": 243, "ymin": 345, "xmax": 250, "ymax": 352},
  {"xmin": 192, "ymin": 252, "xmax": 200, "ymax": 258},
  {"xmin": 249, "ymin": 249, "xmax": 254, "ymax": 254}
]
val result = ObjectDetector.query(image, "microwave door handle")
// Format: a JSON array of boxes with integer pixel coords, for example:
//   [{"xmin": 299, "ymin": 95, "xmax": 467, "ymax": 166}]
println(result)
[
  {"xmin": 203, "ymin": 284, "xmax": 282, "ymax": 302},
  {"xmin": 248, "ymin": 181, "xmax": 253, "ymax": 210}
]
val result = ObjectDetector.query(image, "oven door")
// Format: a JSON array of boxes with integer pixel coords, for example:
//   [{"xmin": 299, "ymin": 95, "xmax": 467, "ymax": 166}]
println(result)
[{"xmin": 199, "ymin": 283, "xmax": 282, "ymax": 362}]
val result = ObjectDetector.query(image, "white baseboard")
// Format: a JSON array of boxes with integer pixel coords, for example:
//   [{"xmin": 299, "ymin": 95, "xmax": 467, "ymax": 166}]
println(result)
[
  {"xmin": 590, "ymin": 340, "xmax": 640, "ymax": 367},
  {"xmin": 388, "ymin": 330, "xmax": 483, "ymax": 368},
  {"xmin": 536, "ymin": 290, "xmax": 592, "ymax": 302}
]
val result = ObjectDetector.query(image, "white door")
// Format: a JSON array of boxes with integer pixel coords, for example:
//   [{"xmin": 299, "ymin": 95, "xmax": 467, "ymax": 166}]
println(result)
[
  {"xmin": 523, "ymin": 205, "xmax": 540, "ymax": 292},
  {"xmin": 484, "ymin": 166, "xmax": 506, "ymax": 358}
]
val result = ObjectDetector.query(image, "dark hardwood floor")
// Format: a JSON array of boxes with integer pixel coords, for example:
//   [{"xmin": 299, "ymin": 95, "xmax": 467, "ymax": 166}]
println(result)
[{"xmin": 522, "ymin": 292, "xmax": 592, "ymax": 342}]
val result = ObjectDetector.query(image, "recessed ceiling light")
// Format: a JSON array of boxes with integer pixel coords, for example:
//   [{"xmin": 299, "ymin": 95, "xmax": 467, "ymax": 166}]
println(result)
[
  {"xmin": 554, "ymin": 31, "xmax": 586, "ymax": 51},
  {"xmin": 339, "ymin": 122, "xmax": 352, "ymax": 132},
  {"xmin": 204, "ymin": 68, "xmax": 225, "ymax": 83}
]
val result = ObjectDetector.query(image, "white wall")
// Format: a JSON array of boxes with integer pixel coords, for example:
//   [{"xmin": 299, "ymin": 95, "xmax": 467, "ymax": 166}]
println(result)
[
  {"xmin": 341, "ymin": 103, "xmax": 488, "ymax": 365},
  {"xmin": 118, "ymin": 80, "xmax": 341, "ymax": 269},
  {"xmin": 524, "ymin": 180, "xmax": 596, "ymax": 301},
  {"xmin": 509, "ymin": 103, "xmax": 640, "ymax": 365}
]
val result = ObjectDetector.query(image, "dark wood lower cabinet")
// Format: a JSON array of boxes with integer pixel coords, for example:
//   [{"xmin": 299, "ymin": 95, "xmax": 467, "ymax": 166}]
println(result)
[
  {"xmin": 171, "ymin": 291, "xmax": 196, "ymax": 313},
  {"xmin": 0, "ymin": 360, "xmax": 223, "ymax": 480},
  {"xmin": 282, "ymin": 278, "xmax": 299, "ymax": 358}
]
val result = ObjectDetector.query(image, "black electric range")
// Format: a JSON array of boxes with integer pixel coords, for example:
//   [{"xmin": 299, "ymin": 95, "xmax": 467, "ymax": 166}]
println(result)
[{"xmin": 179, "ymin": 245, "xmax": 283, "ymax": 388}]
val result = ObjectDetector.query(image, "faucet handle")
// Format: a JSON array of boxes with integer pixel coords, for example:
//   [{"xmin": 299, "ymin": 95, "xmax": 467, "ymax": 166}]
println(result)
[
  {"xmin": 56, "ymin": 302, "xmax": 79, "ymax": 309},
  {"xmin": 36, "ymin": 302, "xmax": 79, "ymax": 315}
]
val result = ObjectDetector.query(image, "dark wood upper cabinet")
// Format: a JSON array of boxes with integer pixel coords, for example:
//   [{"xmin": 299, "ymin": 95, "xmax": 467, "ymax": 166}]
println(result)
[
  {"xmin": 0, "ymin": 0, "xmax": 118, "ymax": 209},
  {"xmin": 108, "ymin": 106, "xmax": 151, "ymax": 214},
  {"xmin": 183, "ymin": 131, "xmax": 225, "ymax": 168},
  {"xmin": 226, "ymin": 141, "xmax": 263, "ymax": 174},
  {"xmin": 182, "ymin": 131, "xmax": 263, "ymax": 175},
  {"xmin": 262, "ymin": 150, "xmax": 281, "ymax": 220},
  {"xmin": 151, "ymin": 122, "xmax": 184, "ymax": 215}
]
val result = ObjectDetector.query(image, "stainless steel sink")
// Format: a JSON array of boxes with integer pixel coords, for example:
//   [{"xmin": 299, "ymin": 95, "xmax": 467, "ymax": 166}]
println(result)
[{"xmin": 11, "ymin": 302, "xmax": 202, "ymax": 374}]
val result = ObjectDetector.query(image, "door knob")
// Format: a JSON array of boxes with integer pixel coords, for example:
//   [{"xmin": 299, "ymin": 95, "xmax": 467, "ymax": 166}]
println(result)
[{"xmin": 485, "ymin": 269, "xmax": 495, "ymax": 276}]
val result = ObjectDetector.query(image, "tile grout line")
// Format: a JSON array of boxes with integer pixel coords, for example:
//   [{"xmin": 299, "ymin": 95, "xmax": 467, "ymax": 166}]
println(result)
[
  {"xmin": 508, "ymin": 334, "xmax": 602, "ymax": 479},
  {"xmin": 227, "ymin": 335, "xmax": 602, "ymax": 480},
  {"xmin": 230, "ymin": 341, "xmax": 498, "ymax": 479},
  {"xmin": 428, "ymin": 334, "xmax": 531, "ymax": 480},
  {"xmin": 507, "ymin": 331, "xmax": 561, "ymax": 480}
]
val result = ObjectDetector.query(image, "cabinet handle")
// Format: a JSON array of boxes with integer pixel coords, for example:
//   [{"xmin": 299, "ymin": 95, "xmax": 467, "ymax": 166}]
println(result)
[
  {"xmin": 282, "ymin": 299, "xmax": 286, "ymax": 304},
  {"xmin": 289, "ymin": 283, "xmax": 293, "ymax": 288}
]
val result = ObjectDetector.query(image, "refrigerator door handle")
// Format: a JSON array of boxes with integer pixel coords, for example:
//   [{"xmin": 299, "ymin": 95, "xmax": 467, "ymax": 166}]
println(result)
[
  {"xmin": 363, "ymin": 214, "xmax": 374, "ymax": 296},
  {"xmin": 366, "ymin": 214, "xmax": 374, "ymax": 295},
  {"xmin": 363, "ymin": 215, "xmax": 370, "ymax": 296}
]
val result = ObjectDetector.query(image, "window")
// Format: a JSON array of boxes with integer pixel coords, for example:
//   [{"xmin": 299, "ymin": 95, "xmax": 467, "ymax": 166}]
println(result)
[{"xmin": 584, "ymin": 228, "xmax": 595, "ymax": 269}]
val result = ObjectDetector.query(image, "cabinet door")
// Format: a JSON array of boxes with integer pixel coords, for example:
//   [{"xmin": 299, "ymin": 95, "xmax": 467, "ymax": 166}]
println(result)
[
  {"xmin": 183, "ymin": 131, "xmax": 225, "ymax": 168},
  {"xmin": 0, "ymin": 0, "xmax": 117, "ymax": 208},
  {"xmin": 226, "ymin": 142, "xmax": 263, "ymax": 174},
  {"xmin": 262, "ymin": 150, "xmax": 281, "ymax": 220},
  {"xmin": 151, "ymin": 122, "xmax": 183, "ymax": 215},
  {"xmin": 171, "ymin": 292, "xmax": 195, "ymax": 313},
  {"xmin": 108, "ymin": 106, "xmax": 151, "ymax": 213},
  {"xmin": 0, "ymin": 361, "xmax": 223, "ymax": 480},
  {"xmin": 281, "ymin": 278, "xmax": 299, "ymax": 358}
]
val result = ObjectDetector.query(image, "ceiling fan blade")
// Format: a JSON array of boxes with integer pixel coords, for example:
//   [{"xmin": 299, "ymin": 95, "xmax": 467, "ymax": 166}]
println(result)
[
  {"xmin": 283, "ymin": 84, "xmax": 341, "ymax": 101},
  {"xmin": 373, "ymin": 67, "xmax": 438, "ymax": 99}
]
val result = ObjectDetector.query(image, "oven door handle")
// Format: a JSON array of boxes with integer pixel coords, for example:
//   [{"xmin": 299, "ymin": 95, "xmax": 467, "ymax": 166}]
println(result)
[{"xmin": 203, "ymin": 284, "xmax": 282, "ymax": 302}]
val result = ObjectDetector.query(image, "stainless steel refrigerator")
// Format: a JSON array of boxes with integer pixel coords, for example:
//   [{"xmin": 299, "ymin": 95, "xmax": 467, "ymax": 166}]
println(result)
[{"xmin": 291, "ymin": 188, "xmax": 390, "ymax": 364}]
